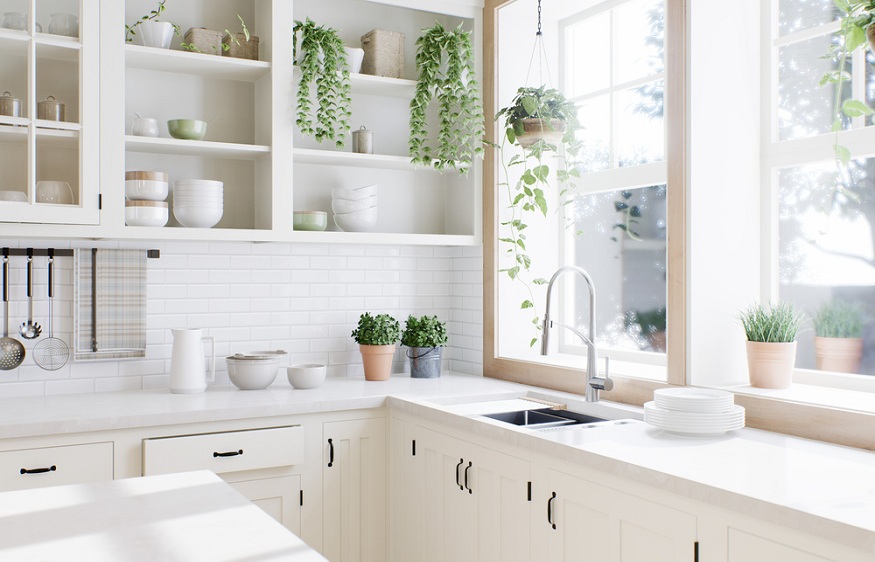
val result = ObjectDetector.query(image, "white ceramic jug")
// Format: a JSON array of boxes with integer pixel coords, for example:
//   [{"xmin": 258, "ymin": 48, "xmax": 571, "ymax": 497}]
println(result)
[{"xmin": 169, "ymin": 328, "xmax": 215, "ymax": 394}]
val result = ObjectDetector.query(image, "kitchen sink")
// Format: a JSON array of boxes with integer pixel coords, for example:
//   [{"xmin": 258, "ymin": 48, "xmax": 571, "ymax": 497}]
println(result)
[{"xmin": 482, "ymin": 407, "xmax": 607, "ymax": 429}]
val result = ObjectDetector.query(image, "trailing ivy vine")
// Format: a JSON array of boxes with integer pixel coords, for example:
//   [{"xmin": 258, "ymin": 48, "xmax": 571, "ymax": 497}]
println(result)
[
  {"xmin": 293, "ymin": 18, "xmax": 352, "ymax": 148},
  {"xmin": 409, "ymin": 23, "xmax": 484, "ymax": 173}
]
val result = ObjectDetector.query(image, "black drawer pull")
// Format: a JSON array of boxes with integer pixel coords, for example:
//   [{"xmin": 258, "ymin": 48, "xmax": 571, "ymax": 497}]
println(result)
[
  {"xmin": 21, "ymin": 465, "xmax": 56, "ymax": 475},
  {"xmin": 327, "ymin": 438, "xmax": 334, "ymax": 468},
  {"xmin": 464, "ymin": 461, "xmax": 473, "ymax": 494},
  {"xmin": 547, "ymin": 491, "xmax": 557, "ymax": 530},
  {"xmin": 213, "ymin": 449, "xmax": 243, "ymax": 458},
  {"xmin": 456, "ymin": 458, "xmax": 464, "ymax": 489}
]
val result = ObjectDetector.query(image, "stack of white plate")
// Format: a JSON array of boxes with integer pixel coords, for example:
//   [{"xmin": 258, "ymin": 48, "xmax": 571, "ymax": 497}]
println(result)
[
  {"xmin": 644, "ymin": 388, "xmax": 744, "ymax": 435},
  {"xmin": 331, "ymin": 184, "xmax": 377, "ymax": 232},
  {"xmin": 173, "ymin": 179, "xmax": 223, "ymax": 228}
]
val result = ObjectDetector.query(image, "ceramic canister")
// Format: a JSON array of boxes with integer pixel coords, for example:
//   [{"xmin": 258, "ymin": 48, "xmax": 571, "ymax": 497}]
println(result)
[
  {"xmin": 37, "ymin": 95, "xmax": 65, "ymax": 121},
  {"xmin": 352, "ymin": 125, "xmax": 373, "ymax": 154},
  {"xmin": 0, "ymin": 91, "xmax": 20, "ymax": 118}
]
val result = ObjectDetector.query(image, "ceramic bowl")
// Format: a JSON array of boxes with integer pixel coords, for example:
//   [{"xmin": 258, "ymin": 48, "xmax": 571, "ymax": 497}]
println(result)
[
  {"xmin": 167, "ymin": 119, "xmax": 207, "ymax": 141},
  {"xmin": 333, "ymin": 209, "xmax": 377, "ymax": 232},
  {"xmin": 286, "ymin": 364, "xmax": 327, "ymax": 389},
  {"xmin": 331, "ymin": 196, "xmax": 377, "ymax": 214},
  {"xmin": 36, "ymin": 181, "xmax": 73, "ymax": 204},
  {"xmin": 0, "ymin": 190, "xmax": 26, "ymax": 202},
  {"xmin": 331, "ymin": 185, "xmax": 377, "ymax": 201},
  {"xmin": 125, "ymin": 179, "xmax": 168, "ymax": 201},
  {"xmin": 172, "ymin": 195, "xmax": 223, "ymax": 205},
  {"xmin": 226, "ymin": 356, "xmax": 280, "ymax": 390},
  {"xmin": 125, "ymin": 200, "xmax": 168, "ymax": 227},
  {"xmin": 174, "ymin": 179, "xmax": 223, "ymax": 188},
  {"xmin": 173, "ymin": 203, "xmax": 223, "ymax": 228},
  {"xmin": 293, "ymin": 211, "xmax": 328, "ymax": 231}
]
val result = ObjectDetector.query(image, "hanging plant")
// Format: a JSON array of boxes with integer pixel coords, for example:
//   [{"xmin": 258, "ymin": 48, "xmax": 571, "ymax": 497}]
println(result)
[
  {"xmin": 293, "ymin": 18, "xmax": 352, "ymax": 148},
  {"xmin": 409, "ymin": 22, "xmax": 484, "ymax": 173},
  {"xmin": 495, "ymin": 86, "xmax": 582, "ymax": 346}
]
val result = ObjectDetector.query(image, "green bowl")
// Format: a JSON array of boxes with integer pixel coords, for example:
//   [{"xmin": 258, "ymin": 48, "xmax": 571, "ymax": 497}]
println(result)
[
  {"xmin": 167, "ymin": 119, "xmax": 207, "ymax": 141},
  {"xmin": 293, "ymin": 211, "xmax": 328, "ymax": 231}
]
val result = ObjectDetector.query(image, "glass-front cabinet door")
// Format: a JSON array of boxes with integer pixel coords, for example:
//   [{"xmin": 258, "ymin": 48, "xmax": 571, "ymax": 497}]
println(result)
[{"xmin": 0, "ymin": 0, "xmax": 99, "ymax": 225}]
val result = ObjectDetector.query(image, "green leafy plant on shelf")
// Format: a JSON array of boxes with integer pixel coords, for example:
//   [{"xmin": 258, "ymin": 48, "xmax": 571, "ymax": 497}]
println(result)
[
  {"xmin": 293, "ymin": 18, "xmax": 352, "ymax": 148},
  {"xmin": 401, "ymin": 315, "xmax": 448, "ymax": 348},
  {"xmin": 739, "ymin": 302, "xmax": 802, "ymax": 343},
  {"xmin": 179, "ymin": 14, "xmax": 250, "ymax": 54},
  {"xmin": 813, "ymin": 299, "xmax": 866, "ymax": 339},
  {"xmin": 124, "ymin": 0, "xmax": 170, "ymax": 42},
  {"xmin": 494, "ymin": 86, "xmax": 582, "ymax": 346},
  {"xmin": 409, "ymin": 22, "xmax": 484, "ymax": 173},
  {"xmin": 351, "ymin": 313, "xmax": 400, "ymax": 346}
]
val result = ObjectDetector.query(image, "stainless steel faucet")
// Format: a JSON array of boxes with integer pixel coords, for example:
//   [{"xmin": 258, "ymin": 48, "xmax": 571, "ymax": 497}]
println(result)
[{"xmin": 540, "ymin": 266, "xmax": 613, "ymax": 402}]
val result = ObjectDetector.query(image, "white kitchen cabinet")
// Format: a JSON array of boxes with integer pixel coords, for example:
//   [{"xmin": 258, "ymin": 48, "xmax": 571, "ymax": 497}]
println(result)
[
  {"xmin": 322, "ymin": 417, "xmax": 387, "ymax": 562},
  {"xmin": 391, "ymin": 420, "xmax": 530, "ymax": 562},
  {"xmin": 540, "ymin": 468, "xmax": 697, "ymax": 562},
  {"xmin": 0, "ymin": 441, "xmax": 113, "ymax": 492},
  {"xmin": 0, "ymin": 0, "xmax": 100, "ymax": 225},
  {"xmin": 230, "ymin": 474, "xmax": 303, "ymax": 536}
]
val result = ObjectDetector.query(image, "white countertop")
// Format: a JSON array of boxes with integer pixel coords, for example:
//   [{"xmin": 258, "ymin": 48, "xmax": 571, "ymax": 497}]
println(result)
[
  {"xmin": 0, "ymin": 372, "xmax": 873, "ymax": 553},
  {"xmin": 0, "ymin": 471, "xmax": 326, "ymax": 561}
]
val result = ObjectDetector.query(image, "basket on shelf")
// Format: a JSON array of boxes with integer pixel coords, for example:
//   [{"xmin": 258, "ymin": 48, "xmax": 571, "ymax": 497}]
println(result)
[
  {"xmin": 360, "ymin": 29, "xmax": 404, "ymax": 78},
  {"xmin": 223, "ymin": 32, "xmax": 259, "ymax": 60},
  {"xmin": 183, "ymin": 27, "xmax": 224, "ymax": 56}
]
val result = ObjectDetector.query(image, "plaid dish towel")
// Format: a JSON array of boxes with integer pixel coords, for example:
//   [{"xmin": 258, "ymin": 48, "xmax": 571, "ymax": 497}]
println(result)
[{"xmin": 74, "ymin": 249, "xmax": 147, "ymax": 360}]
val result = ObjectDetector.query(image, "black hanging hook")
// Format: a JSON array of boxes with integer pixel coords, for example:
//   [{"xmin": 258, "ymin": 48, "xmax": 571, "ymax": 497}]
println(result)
[{"xmin": 537, "ymin": 0, "xmax": 543, "ymax": 36}]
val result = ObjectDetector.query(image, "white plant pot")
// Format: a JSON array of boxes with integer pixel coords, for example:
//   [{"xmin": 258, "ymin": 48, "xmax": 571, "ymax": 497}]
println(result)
[
  {"xmin": 345, "ymin": 46, "xmax": 365, "ymax": 73},
  {"xmin": 138, "ymin": 21, "xmax": 174, "ymax": 49}
]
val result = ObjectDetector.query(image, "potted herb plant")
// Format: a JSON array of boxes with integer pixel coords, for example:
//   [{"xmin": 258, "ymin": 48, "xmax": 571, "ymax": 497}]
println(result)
[
  {"xmin": 495, "ymin": 86, "xmax": 579, "ymax": 149},
  {"xmin": 293, "ymin": 18, "xmax": 352, "ymax": 148},
  {"xmin": 409, "ymin": 22, "xmax": 484, "ymax": 173},
  {"xmin": 739, "ymin": 302, "xmax": 802, "ymax": 389},
  {"xmin": 401, "ymin": 315, "xmax": 448, "ymax": 378},
  {"xmin": 813, "ymin": 300, "xmax": 866, "ymax": 374},
  {"xmin": 351, "ymin": 313, "xmax": 400, "ymax": 381},
  {"xmin": 125, "ymin": 0, "xmax": 174, "ymax": 49}
]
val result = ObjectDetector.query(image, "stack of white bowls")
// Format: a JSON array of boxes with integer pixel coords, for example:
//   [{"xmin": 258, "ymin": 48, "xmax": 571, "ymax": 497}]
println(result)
[
  {"xmin": 331, "ymin": 184, "xmax": 377, "ymax": 232},
  {"xmin": 173, "ymin": 179, "xmax": 223, "ymax": 228},
  {"xmin": 644, "ymin": 388, "xmax": 745, "ymax": 436},
  {"xmin": 125, "ymin": 171, "xmax": 168, "ymax": 227}
]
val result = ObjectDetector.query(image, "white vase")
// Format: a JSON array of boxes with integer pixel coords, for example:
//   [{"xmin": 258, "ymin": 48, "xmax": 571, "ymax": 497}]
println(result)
[
  {"xmin": 345, "ymin": 46, "xmax": 365, "ymax": 73},
  {"xmin": 138, "ymin": 21, "xmax": 174, "ymax": 49}
]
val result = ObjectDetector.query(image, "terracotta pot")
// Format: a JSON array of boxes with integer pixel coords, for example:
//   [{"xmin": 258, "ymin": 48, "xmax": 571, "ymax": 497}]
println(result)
[
  {"xmin": 745, "ymin": 341, "xmax": 797, "ymax": 389},
  {"xmin": 814, "ymin": 337, "xmax": 863, "ymax": 374},
  {"xmin": 516, "ymin": 118, "xmax": 566, "ymax": 148},
  {"xmin": 359, "ymin": 344, "xmax": 395, "ymax": 381}
]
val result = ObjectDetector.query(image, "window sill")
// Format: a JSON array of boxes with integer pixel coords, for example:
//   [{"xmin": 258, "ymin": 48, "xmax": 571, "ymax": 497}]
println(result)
[{"xmin": 728, "ymin": 383, "xmax": 875, "ymax": 416}]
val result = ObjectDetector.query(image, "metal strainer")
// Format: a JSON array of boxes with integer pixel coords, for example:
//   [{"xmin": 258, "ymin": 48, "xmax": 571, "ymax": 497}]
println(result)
[
  {"xmin": 0, "ymin": 255, "xmax": 25, "ymax": 370},
  {"xmin": 34, "ymin": 254, "xmax": 69, "ymax": 371}
]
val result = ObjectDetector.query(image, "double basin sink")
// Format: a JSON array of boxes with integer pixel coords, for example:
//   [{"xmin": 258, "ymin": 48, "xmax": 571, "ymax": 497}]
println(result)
[{"xmin": 483, "ymin": 407, "xmax": 608, "ymax": 429}]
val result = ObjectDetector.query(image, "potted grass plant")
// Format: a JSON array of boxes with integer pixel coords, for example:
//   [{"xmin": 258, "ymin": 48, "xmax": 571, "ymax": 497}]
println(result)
[
  {"xmin": 401, "ymin": 315, "xmax": 448, "ymax": 378},
  {"xmin": 813, "ymin": 300, "xmax": 866, "ymax": 374},
  {"xmin": 351, "ymin": 313, "xmax": 400, "ymax": 381},
  {"xmin": 739, "ymin": 302, "xmax": 803, "ymax": 389}
]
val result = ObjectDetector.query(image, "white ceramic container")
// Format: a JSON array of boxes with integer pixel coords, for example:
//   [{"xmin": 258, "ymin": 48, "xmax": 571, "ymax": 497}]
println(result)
[
  {"xmin": 331, "ymin": 196, "xmax": 377, "ymax": 214},
  {"xmin": 125, "ymin": 201, "xmax": 168, "ymax": 227},
  {"xmin": 286, "ymin": 364, "xmax": 327, "ymax": 389},
  {"xmin": 226, "ymin": 356, "xmax": 281, "ymax": 390},
  {"xmin": 0, "ymin": 190, "xmax": 26, "ymax": 202},
  {"xmin": 333, "ymin": 209, "xmax": 377, "ymax": 232},
  {"xmin": 36, "ymin": 181, "xmax": 73, "ymax": 204},
  {"xmin": 125, "ymin": 179, "xmax": 168, "ymax": 201},
  {"xmin": 331, "ymin": 184, "xmax": 377, "ymax": 200},
  {"xmin": 137, "ymin": 21, "xmax": 174, "ymax": 49},
  {"xmin": 173, "ymin": 204, "xmax": 223, "ymax": 228}
]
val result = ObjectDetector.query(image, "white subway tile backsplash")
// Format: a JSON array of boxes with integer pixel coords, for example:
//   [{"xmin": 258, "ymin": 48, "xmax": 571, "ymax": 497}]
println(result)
[{"xmin": 0, "ymin": 241, "xmax": 483, "ymax": 397}]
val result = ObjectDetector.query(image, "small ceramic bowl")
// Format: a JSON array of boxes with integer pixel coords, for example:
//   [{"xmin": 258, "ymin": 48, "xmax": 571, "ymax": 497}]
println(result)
[
  {"xmin": 167, "ymin": 119, "xmax": 207, "ymax": 141},
  {"xmin": 293, "ymin": 211, "xmax": 328, "ymax": 231},
  {"xmin": 125, "ymin": 178, "xmax": 168, "ymax": 201},
  {"xmin": 331, "ymin": 196, "xmax": 377, "ymax": 214},
  {"xmin": 125, "ymin": 200, "xmax": 168, "ymax": 227},
  {"xmin": 287, "ymin": 364, "xmax": 327, "ymax": 389},
  {"xmin": 173, "ymin": 204, "xmax": 223, "ymax": 228},
  {"xmin": 331, "ymin": 185, "xmax": 377, "ymax": 201},
  {"xmin": 226, "ymin": 356, "xmax": 281, "ymax": 390}
]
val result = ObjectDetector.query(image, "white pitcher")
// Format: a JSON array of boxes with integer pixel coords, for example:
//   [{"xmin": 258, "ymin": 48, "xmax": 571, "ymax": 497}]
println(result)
[{"xmin": 169, "ymin": 328, "xmax": 215, "ymax": 394}]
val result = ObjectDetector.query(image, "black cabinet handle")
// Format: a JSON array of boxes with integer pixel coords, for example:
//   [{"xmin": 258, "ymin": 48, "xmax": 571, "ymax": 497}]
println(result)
[
  {"xmin": 456, "ymin": 458, "xmax": 464, "ymax": 489},
  {"xmin": 464, "ymin": 461, "xmax": 473, "ymax": 494},
  {"xmin": 547, "ymin": 492, "xmax": 557, "ymax": 530},
  {"xmin": 20, "ymin": 465, "xmax": 56, "ymax": 475},
  {"xmin": 328, "ymin": 438, "xmax": 334, "ymax": 468},
  {"xmin": 213, "ymin": 449, "xmax": 243, "ymax": 458}
]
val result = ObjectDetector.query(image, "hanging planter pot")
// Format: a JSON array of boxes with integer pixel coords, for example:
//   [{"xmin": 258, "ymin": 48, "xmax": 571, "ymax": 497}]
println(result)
[{"xmin": 516, "ymin": 117, "xmax": 566, "ymax": 148}]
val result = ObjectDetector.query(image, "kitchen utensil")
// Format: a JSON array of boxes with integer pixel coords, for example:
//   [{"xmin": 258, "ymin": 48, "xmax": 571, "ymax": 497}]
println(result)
[
  {"xmin": 47, "ymin": 13, "xmax": 78, "ymax": 38},
  {"xmin": 131, "ymin": 114, "xmax": 160, "ymax": 137},
  {"xmin": 293, "ymin": 211, "xmax": 328, "ymax": 231},
  {"xmin": 351, "ymin": 125, "xmax": 373, "ymax": 154},
  {"xmin": 167, "ymin": 119, "xmax": 207, "ymax": 140},
  {"xmin": 33, "ymin": 254, "xmax": 69, "ymax": 370},
  {"xmin": 36, "ymin": 181, "xmax": 73, "ymax": 205},
  {"xmin": 286, "ymin": 364, "xmax": 327, "ymax": 389},
  {"xmin": 0, "ymin": 91, "xmax": 21, "ymax": 118},
  {"xmin": 169, "ymin": 328, "xmax": 216, "ymax": 394},
  {"xmin": 19, "ymin": 253, "xmax": 41, "ymax": 339},
  {"xmin": 125, "ymin": 201, "xmax": 168, "ymax": 227},
  {"xmin": 0, "ymin": 255, "xmax": 25, "ymax": 370},
  {"xmin": 37, "ymin": 95, "xmax": 65, "ymax": 121}
]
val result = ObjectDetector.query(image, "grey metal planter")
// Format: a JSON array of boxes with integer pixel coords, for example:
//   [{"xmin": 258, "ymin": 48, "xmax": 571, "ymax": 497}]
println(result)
[{"xmin": 408, "ymin": 346, "xmax": 442, "ymax": 378}]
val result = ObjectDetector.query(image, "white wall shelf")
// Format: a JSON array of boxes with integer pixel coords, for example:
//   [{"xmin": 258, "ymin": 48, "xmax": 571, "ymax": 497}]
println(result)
[
  {"xmin": 126, "ymin": 136, "xmax": 270, "ymax": 160},
  {"xmin": 350, "ymin": 73, "xmax": 416, "ymax": 98},
  {"xmin": 293, "ymin": 148, "xmax": 419, "ymax": 170},
  {"xmin": 125, "ymin": 44, "xmax": 271, "ymax": 82},
  {"xmin": 35, "ymin": 36, "xmax": 81, "ymax": 62}
]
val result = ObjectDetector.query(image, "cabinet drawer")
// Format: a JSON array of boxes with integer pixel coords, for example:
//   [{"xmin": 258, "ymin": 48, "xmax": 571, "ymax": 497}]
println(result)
[
  {"xmin": 142, "ymin": 426, "xmax": 304, "ymax": 476},
  {"xmin": 0, "ymin": 442, "xmax": 114, "ymax": 492}
]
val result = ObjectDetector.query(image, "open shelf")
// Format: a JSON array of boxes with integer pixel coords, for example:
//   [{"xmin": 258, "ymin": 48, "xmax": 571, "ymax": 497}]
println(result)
[
  {"xmin": 293, "ymin": 148, "xmax": 469, "ymax": 172},
  {"xmin": 0, "ymin": 125, "xmax": 79, "ymax": 146},
  {"xmin": 288, "ymin": 230, "xmax": 478, "ymax": 246},
  {"xmin": 295, "ymin": 67, "xmax": 416, "ymax": 99},
  {"xmin": 0, "ymin": 28, "xmax": 30, "ymax": 44},
  {"xmin": 125, "ymin": 44, "xmax": 271, "ymax": 82},
  {"xmin": 35, "ymin": 35, "xmax": 81, "ymax": 61},
  {"xmin": 126, "ymin": 135, "xmax": 270, "ymax": 160}
]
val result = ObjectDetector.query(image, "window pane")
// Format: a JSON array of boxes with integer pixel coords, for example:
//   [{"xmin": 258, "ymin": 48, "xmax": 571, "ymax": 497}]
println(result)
[
  {"xmin": 571, "ymin": 185, "xmax": 667, "ymax": 353},
  {"xmin": 617, "ymin": 81, "xmax": 664, "ymax": 166},
  {"xmin": 615, "ymin": 0, "xmax": 665, "ymax": 84},
  {"xmin": 566, "ymin": 12, "xmax": 610, "ymax": 97},
  {"xmin": 778, "ymin": 34, "xmax": 847, "ymax": 140},
  {"xmin": 576, "ymin": 95, "xmax": 611, "ymax": 173},
  {"xmin": 778, "ymin": 0, "xmax": 838, "ymax": 36},
  {"xmin": 778, "ymin": 161, "xmax": 875, "ymax": 374}
]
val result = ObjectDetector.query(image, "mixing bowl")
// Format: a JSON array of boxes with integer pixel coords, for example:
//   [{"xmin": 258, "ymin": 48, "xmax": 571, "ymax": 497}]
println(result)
[{"xmin": 167, "ymin": 119, "xmax": 207, "ymax": 141}]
